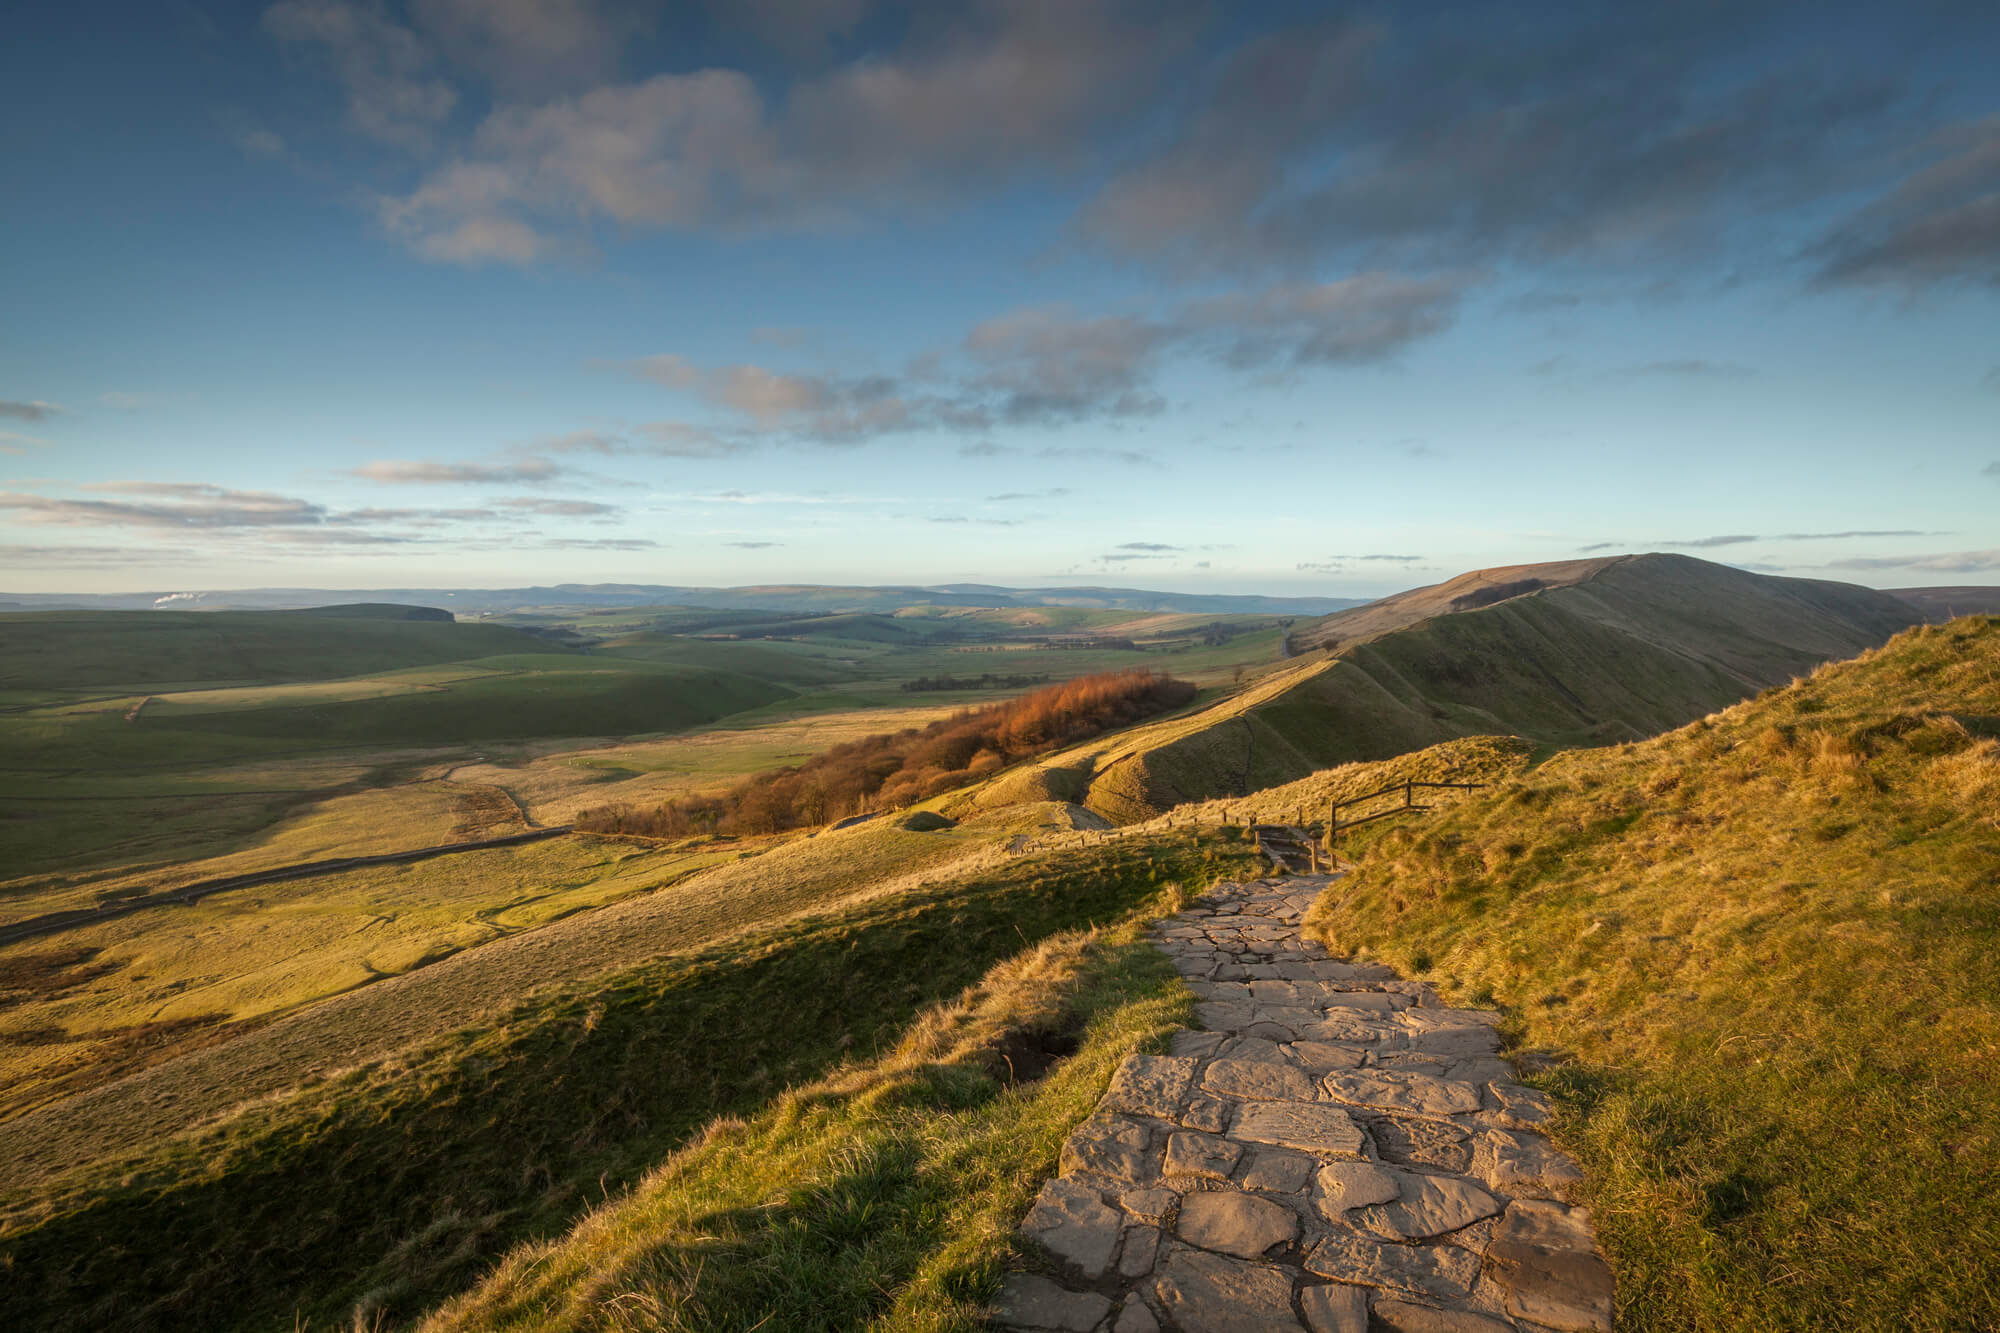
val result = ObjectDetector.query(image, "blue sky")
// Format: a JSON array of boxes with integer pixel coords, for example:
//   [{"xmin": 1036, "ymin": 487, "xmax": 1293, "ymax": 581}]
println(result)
[{"xmin": 3, "ymin": 0, "xmax": 1997, "ymax": 597}]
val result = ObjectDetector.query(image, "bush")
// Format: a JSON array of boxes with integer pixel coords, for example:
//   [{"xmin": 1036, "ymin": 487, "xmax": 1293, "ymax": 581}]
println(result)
[{"xmin": 579, "ymin": 669, "xmax": 1197, "ymax": 838}]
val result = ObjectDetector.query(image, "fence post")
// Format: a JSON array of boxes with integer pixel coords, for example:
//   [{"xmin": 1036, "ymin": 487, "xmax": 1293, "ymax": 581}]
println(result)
[{"xmin": 1404, "ymin": 779, "xmax": 1413, "ymax": 809}]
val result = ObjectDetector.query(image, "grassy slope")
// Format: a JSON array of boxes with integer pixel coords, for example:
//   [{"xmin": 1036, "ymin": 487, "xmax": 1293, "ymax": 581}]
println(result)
[
  {"xmin": 0, "ymin": 832, "xmax": 1261, "ymax": 1333},
  {"xmin": 0, "ymin": 611, "xmax": 553, "ymax": 691},
  {"xmin": 1001, "ymin": 554, "xmax": 1920, "ymax": 822},
  {"xmin": 1306, "ymin": 616, "xmax": 2000, "ymax": 1331}
]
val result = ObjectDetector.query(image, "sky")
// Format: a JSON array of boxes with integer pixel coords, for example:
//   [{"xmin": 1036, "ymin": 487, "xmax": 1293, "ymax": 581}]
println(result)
[{"xmin": 3, "ymin": 0, "xmax": 1998, "ymax": 599}]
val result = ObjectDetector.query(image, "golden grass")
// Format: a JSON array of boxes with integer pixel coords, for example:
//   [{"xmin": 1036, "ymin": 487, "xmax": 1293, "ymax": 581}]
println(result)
[{"xmin": 1305, "ymin": 616, "xmax": 2000, "ymax": 1331}]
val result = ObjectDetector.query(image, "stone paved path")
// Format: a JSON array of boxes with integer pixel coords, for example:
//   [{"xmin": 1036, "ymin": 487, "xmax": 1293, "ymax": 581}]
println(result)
[{"xmin": 991, "ymin": 874, "xmax": 1614, "ymax": 1333}]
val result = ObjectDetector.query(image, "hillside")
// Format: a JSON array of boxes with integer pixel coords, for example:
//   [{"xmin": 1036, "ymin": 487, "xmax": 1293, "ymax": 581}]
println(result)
[
  {"xmin": 0, "ymin": 609, "xmax": 553, "ymax": 691},
  {"xmin": 972, "ymin": 554, "xmax": 1920, "ymax": 822},
  {"xmin": 1887, "ymin": 585, "xmax": 2000, "ymax": 621},
  {"xmin": 1306, "ymin": 615, "xmax": 2000, "ymax": 1331}
]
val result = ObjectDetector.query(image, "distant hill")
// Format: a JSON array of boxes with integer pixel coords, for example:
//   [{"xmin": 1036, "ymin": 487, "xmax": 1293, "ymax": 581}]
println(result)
[
  {"xmin": 1884, "ymin": 585, "xmax": 2000, "ymax": 622},
  {"xmin": 282, "ymin": 603, "xmax": 455, "ymax": 622},
  {"xmin": 962, "ymin": 553, "xmax": 1922, "ymax": 821},
  {"xmin": 0, "ymin": 609, "xmax": 556, "ymax": 691},
  {"xmin": 0, "ymin": 583, "xmax": 1366, "ymax": 617}
]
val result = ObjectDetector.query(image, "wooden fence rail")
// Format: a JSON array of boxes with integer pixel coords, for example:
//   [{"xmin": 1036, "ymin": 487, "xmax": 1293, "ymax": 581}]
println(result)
[{"xmin": 1328, "ymin": 779, "xmax": 1485, "ymax": 844}]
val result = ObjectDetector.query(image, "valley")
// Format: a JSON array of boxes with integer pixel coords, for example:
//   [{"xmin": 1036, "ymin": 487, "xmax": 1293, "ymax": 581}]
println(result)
[{"xmin": 0, "ymin": 560, "xmax": 1993, "ymax": 1333}]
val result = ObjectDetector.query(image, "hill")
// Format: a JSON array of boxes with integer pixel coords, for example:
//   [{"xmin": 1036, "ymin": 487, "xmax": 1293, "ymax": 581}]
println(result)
[
  {"xmin": 1886, "ymin": 585, "xmax": 2000, "ymax": 622},
  {"xmin": 0, "ymin": 583, "xmax": 1367, "ymax": 617},
  {"xmin": 0, "ymin": 609, "xmax": 550, "ymax": 691},
  {"xmin": 962, "ymin": 554, "xmax": 1920, "ymax": 822},
  {"xmin": 1307, "ymin": 615, "xmax": 2000, "ymax": 1331}
]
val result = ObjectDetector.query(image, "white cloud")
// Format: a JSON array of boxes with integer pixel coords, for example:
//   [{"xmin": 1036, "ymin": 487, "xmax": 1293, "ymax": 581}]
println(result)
[{"xmin": 264, "ymin": 0, "xmax": 457, "ymax": 150}]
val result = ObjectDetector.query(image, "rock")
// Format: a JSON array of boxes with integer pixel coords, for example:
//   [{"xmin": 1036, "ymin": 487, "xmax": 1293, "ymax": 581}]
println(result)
[
  {"xmin": 1196, "ymin": 1001, "xmax": 1259, "ymax": 1031},
  {"xmin": 1233, "ymin": 1101, "xmax": 1366, "ymax": 1155},
  {"xmin": 1300, "ymin": 1282, "xmax": 1371, "ymax": 1333},
  {"xmin": 1113, "ymin": 1301, "xmax": 1160, "ymax": 1333},
  {"xmin": 1168, "ymin": 1030, "xmax": 1226, "ymax": 1060},
  {"xmin": 1119, "ymin": 1223, "xmax": 1163, "ymax": 1278},
  {"xmin": 1203, "ymin": 1058, "xmax": 1318, "ymax": 1101},
  {"xmin": 1488, "ymin": 1083, "xmax": 1555, "ymax": 1131},
  {"xmin": 989, "ymin": 1274, "xmax": 1113, "ymax": 1331},
  {"xmin": 1175, "ymin": 1190, "xmax": 1299, "ymax": 1259},
  {"xmin": 1370, "ymin": 1297, "xmax": 1517, "ymax": 1332},
  {"xmin": 1353, "ymin": 1173, "xmax": 1502, "ymax": 1241},
  {"xmin": 1304, "ymin": 1232, "xmax": 1482, "ymax": 1301},
  {"xmin": 1472, "ymin": 1128, "xmax": 1584, "ymax": 1200},
  {"xmin": 1486, "ymin": 1202, "xmax": 1615, "ymax": 1332},
  {"xmin": 1021, "ymin": 1177, "xmax": 1125, "ymax": 1277},
  {"xmin": 1164, "ymin": 1131, "xmax": 1242, "ymax": 1181},
  {"xmin": 1119, "ymin": 1187, "xmax": 1179, "ymax": 1225},
  {"xmin": 1179, "ymin": 1093, "xmax": 1233, "ymax": 1134},
  {"xmin": 1148, "ymin": 1247, "xmax": 1304, "ymax": 1332},
  {"xmin": 1315, "ymin": 1160, "xmax": 1401, "ymax": 1214},
  {"xmin": 1104, "ymin": 1054, "xmax": 1197, "ymax": 1119},
  {"xmin": 1238, "ymin": 1150, "xmax": 1315, "ymax": 1193},
  {"xmin": 1061, "ymin": 1115, "xmax": 1156, "ymax": 1184},
  {"xmin": 1319, "ymin": 990, "xmax": 1406, "ymax": 1013},
  {"xmin": 1216, "ymin": 1035, "xmax": 1292, "ymax": 1064},
  {"xmin": 1321, "ymin": 1069, "xmax": 1485, "ymax": 1117},
  {"xmin": 1285, "ymin": 1040, "xmax": 1369, "ymax": 1071},
  {"xmin": 1372, "ymin": 1116, "xmax": 1473, "ymax": 1172}
]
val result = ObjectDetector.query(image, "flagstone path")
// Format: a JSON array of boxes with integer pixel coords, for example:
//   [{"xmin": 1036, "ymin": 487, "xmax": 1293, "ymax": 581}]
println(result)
[{"xmin": 990, "ymin": 874, "xmax": 1614, "ymax": 1333}]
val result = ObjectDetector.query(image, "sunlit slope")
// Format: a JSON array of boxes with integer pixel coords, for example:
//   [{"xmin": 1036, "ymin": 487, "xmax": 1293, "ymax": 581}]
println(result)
[
  {"xmin": 970, "ymin": 554, "xmax": 1921, "ymax": 822},
  {"xmin": 1309, "ymin": 616, "xmax": 2000, "ymax": 1331}
]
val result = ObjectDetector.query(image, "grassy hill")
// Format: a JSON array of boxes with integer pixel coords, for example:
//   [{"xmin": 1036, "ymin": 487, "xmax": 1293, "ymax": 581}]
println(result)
[
  {"xmin": 970, "ymin": 554, "xmax": 1920, "ymax": 823},
  {"xmin": 1308, "ymin": 615, "xmax": 2000, "ymax": 1331},
  {"xmin": 0, "ymin": 609, "xmax": 555, "ymax": 692}
]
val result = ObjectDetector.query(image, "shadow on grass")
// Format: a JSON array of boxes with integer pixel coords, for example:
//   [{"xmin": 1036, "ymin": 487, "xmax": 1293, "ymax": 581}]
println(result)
[{"xmin": 2, "ymin": 834, "xmax": 1252, "ymax": 1333}]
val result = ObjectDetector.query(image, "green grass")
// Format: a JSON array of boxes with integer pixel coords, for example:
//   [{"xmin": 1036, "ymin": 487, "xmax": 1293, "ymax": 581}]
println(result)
[
  {"xmin": 0, "ymin": 610, "xmax": 556, "ymax": 692},
  {"xmin": 420, "ymin": 913, "xmax": 1200, "ymax": 1333},
  {"xmin": 1305, "ymin": 616, "xmax": 2000, "ymax": 1332},
  {"xmin": 0, "ymin": 831, "xmax": 1262, "ymax": 1333}
]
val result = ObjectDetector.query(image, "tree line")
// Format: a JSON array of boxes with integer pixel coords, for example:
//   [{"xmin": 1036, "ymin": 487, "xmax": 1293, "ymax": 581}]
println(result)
[{"xmin": 576, "ymin": 668, "xmax": 1197, "ymax": 838}]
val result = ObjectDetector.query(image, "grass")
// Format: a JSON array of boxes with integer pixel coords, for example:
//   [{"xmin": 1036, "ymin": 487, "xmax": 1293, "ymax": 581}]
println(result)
[
  {"xmin": 0, "ymin": 610, "xmax": 555, "ymax": 692},
  {"xmin": 0, "ymin": 831, "xmax": 1263, "ymax": 1333},
  {"xmin": 419, "ymin": 912, "xmax": 1198, "ymax": 1333},
  {"xmin": 1305, "ymin": 616, "xmax": 2000, "ymax": 1332}
]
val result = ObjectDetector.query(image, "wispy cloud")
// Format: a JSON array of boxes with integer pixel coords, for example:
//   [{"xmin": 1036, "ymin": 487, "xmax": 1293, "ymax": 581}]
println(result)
[
  {"xmin": 1117, "ymin": 542, "xmax": 1182, "ymax": 552},
  {"xmin": 493, "ymin": 497, "xmax": 620, "ymax": 517},
  {"xmin": 1828, "ymin": 548, "xmax": 2000, "ymax": 573},
  {"xmin": 725, "ymin": 540, "xmax": 782, "ymax": 549},
  {"xmin": 354, "ymin": 458, "xmax": 562, "ymax": 484},
  {"xmin": 2, "ymin": 483, "xmax": 329, "ymax": 530},
  {"xmin": 1663, "ymin": 534, "xmax": 1759, "ymax": 547},
  {"xmin": 1610, "ymin": 360, "xmax": 1756, "ymax": 380},
  {"xmin": 0, "ymin": 400, "xmax": 61, "ymax": 422},
  {"xmin": 985, "ymin": 487, "xmax": 1071, "ymax": 502}
]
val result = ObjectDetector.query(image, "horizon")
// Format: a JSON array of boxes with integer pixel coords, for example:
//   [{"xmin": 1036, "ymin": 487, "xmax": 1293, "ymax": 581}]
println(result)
[{"xmin": 5, "ymin": 1, "xmax": 1999, "ymax": 595}]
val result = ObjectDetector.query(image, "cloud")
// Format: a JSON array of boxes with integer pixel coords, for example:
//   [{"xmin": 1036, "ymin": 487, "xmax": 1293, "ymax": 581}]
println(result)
[
  {"xmin": 0, "ymin": 400, "xmax": 61, "ymax": 422},
  {"xmin": 264, "ymin": 0, "xmax": 457, "ymax": 150},
  {"xmin": 1082, "ymin": 10, "xmax": 1910, "ymax": 274},
  {"xmin": 1828, "ymin": 548, "xmax": 2000, "ymax": 573},
  {"xmin": 725, "ymin": 540, "xmax": 781, "ymax": 548},
  {"xmin": 1774, "ymin": 529, "xmax": 1938, "ymax": 540},
  {"xmin": 1035, "ymin": 446, "xmax": 1156, "ymax": 467},
  {"xmin": 353, "ymin": 458, "xmax": 562, "ymax": 484},
  {"xmin": 0, "ymin": 431, "xmax": 44, "ymax": 454},
  {"xmin": 1816, "ymin": 113, "xmax": 2000, "ymax": 288},
  {"xmin": 1576, "ymin": 542, "xmax": 1621, "ymax": 552},
  {"xmin": 537, "ymin": 536, "xmax": 659, "ymax": 550},
  {"xmin": 493, "ymin": 497, "xmax": 620, "ymax": 516},
  {"xmin": 410, "ymin": 0, "xmax": 644, "ymax": 99},
  {"xmin": 1187, "ymin": 273, "xmax": 1470, "ymax": 367},
  {"xmin": 1, "ymin": 483, "xmax": 329, "ymax": 530},
  {"xmin": 0, "ymin": 543, "xmax": 183, "ymax": 566},
  {"xmin": 986, "ymin": 488, "xmax": 1070, "ymax": 502},
  {"xmin": 1986, "ymin": 461, "xmax": 2000, "ymax": 479},
  {"xmin": 1117, "ymin": 542, "xmax": 1181, "ymax": 552},
  {"xmin": 958, "ymin": 441, "xmax": 1014, "ymax": 459},
  {"xmin": 1614, "ymin": 359, "xmax": 1756, "ymax": 379},
  {"xmin": 1664, "ymin": 534, "xmax": 1759, "ymax": 548},
  {"xmin": 1984, "ymin": 367, "xmax": 2000, "ymax": 391},
  {"xmin": 964, "ymin": 306, "xmax": 1172, "ymax": 424},
  {"xmin": 376, "ymin": 3, "xmax": 1191, "ymax": 260}
]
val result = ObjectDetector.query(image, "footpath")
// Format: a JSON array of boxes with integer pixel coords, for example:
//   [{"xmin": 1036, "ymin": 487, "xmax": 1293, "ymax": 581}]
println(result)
[{"xmin": 990, "ymin": 874, "xmax": 1614, "ymax": 1333}]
